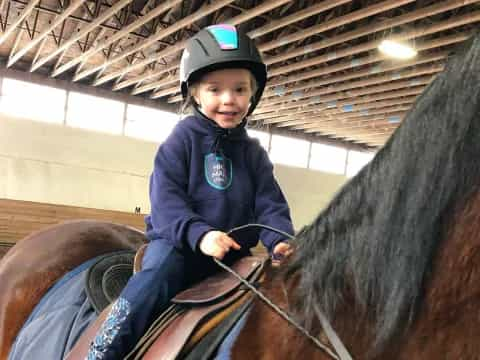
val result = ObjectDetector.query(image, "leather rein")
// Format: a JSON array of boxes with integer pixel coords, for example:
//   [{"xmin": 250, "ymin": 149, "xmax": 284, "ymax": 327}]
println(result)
[{"xmin": 216, "ymin": 224, "xmax": 354, "ymax": 360}]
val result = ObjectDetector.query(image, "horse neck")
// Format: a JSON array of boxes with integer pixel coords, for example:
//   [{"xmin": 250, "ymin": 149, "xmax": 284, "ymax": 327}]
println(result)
[
  {"xmin": 232, "ymin": 188, "xmax": 480, "ymax": 360},
  {"xmin": 396, "ymin": 187, "xmax": 480, "ymax": 354},
  {"xmin": 423, "ymin": 188, "xmax": 480, "ymax": 313},
  {"xmin": 336, "ymin": 187, "xmax": 480, "ymax": 358}
]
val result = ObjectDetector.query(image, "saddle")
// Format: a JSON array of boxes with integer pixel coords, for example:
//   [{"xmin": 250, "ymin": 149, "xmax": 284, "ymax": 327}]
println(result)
[{"xmin": 67, "ymin": 247, "xmax": 264, "ymax": 359}]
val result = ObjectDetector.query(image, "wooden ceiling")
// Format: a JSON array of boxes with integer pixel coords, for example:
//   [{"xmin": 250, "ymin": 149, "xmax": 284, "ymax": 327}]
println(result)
[{"xmin": 0, "ymin": 0, "xmax": 478, "ymax": 148}]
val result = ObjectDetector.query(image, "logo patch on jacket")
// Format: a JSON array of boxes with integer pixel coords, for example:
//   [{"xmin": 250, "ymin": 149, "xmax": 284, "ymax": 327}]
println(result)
[{"xmin": 204, "ymin": 153, "xmax": 232, "ymax": 190}]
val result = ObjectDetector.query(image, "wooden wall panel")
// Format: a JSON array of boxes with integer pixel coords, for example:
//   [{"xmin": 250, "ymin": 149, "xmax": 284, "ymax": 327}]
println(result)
[{"xmin": 0, "ymin": 199, "xmax": 146, "ymax": 244}]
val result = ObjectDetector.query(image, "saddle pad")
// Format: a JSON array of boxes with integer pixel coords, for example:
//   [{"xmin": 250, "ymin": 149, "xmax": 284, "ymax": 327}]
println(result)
[
  {"xmin": 172, "ymin": 256, "xmax": 263, "ymax": 304},
  {"xmin": 64, "ymin": 303, "xmax": 112, "ymax": 360},
  {"xmin": 9, "ymin": 263, "xmax": 98, "ymax": 360}
]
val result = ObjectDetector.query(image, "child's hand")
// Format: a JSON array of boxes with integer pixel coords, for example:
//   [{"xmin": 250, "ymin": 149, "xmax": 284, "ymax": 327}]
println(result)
[
  {"xmin": 199, "ymin": 231, "xmax": 241, "ymax": 259},
  {"xmin": 272, "ymin": 242, "xmax": 294, "ymax": 267}
]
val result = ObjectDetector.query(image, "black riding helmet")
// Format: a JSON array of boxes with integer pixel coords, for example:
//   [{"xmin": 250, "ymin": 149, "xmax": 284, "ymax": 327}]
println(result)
[{"xmin": 180, "ymin": 24, "xmax": 267, "ymax": 116}]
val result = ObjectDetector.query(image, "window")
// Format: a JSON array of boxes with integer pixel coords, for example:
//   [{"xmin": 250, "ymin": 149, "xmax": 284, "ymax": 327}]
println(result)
[
  {"xmin": 309, "ymin": 142, "xmax": 347, "ymax": 174},
  {"xmin": 270, "ymin": 134, "xmax": 310, "ymax": 168},
  {"xmin": 346, "ymin": 150, "xmax": 375, "ymax": 177},
  {"xmin": 66, "ymin": 92, "xmax": 124, "ymax": 134},
  {"xmin": 125, "ymin": 104, "xmax": 179, "ymax": 143},
  {"xmin": 247, "ymin": 129, "xmax": 270, "ymax": 151},
  {"xmin": 0, "ymin": 78, "xmax": 66, "ymax": 124}
]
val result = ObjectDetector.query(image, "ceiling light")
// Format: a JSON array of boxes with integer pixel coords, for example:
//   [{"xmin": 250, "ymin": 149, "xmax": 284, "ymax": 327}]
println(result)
[{"xmin": 378, "ymin": 39, "xmax": 417, "ymax": 60}]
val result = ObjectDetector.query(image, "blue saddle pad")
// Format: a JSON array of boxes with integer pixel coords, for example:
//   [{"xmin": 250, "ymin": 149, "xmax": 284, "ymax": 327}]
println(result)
[{"xmin": 9, "ymin": 259, "xmax": 99, "ymax": 360}]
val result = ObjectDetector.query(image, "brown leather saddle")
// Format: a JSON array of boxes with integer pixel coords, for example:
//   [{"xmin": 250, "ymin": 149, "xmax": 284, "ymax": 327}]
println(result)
[{"xmin": 66, "ymin": 246, "xmax": 264, "ymax": 359}]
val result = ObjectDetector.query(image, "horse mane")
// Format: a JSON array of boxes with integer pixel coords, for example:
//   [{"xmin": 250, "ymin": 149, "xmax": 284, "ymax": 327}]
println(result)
[{"xmin": 286, "ymin": 31, "xmax": 480, "ymax": 350}]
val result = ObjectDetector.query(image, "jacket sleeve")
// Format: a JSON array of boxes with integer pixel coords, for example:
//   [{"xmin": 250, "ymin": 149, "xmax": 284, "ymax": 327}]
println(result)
[
  {"xmin": 252, "ymin": 145, "xmax": 294, "ymax": 253},
  {"xmin": 147, "ymin": 125, "xmax": 215, "ymax": 251}
]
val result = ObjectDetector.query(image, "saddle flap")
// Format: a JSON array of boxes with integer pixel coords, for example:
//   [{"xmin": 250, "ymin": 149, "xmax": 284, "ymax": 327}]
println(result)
[
  {"xmin": 139, "ymin": 291, "xmax": 252, "ymax": 360},
  {"xmin": 172, "ymin": 256, "xmax": 263, "ymax": 304}
]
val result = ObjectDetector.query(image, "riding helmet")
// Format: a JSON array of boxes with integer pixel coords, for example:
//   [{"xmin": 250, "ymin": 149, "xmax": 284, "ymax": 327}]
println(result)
[{"xmin": 179, "ymin": 24, "xmax": 267, "ymax": 115}]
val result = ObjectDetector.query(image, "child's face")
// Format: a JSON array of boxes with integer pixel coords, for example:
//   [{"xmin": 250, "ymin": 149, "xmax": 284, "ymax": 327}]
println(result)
[{"xmin": 193, "ymin": 68, "xmax": 254, "ymax": 129}]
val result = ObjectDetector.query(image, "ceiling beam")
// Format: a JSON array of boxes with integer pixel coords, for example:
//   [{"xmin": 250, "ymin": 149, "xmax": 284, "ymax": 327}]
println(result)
[
  {"xmin": 77, "ymin": 0, "xmax": 237, "ymax": 84},
  {"xmin": 0, "ymin": 0, "xmax": 41, "ymax": 45},
  {"xmin": 274, "ymin": 96, "xmax": 417, "ymax": 128},
  {"xmin": 262, "ymin": 52, "xmax": 446, "ymax": 98},
  {"xmin": 270, "ymin": 109, "xmax": 407, "ymax": 132},
  {"xmin": 305, "ymin": 118, "xmax": 404, "ymax": 134},
  {"xmin": 92, "ymin": 0, "xmax": 294, "ymax": 87},
  {"xmin": 223, "ymin": 0, "xmax": 293, "ymax": 27},
  {"xmin": 7, "ymin": 0, "xmax": 87, "ymax": 68},
  {"xmin": 146, "ymin": 0, "xmax": 416, "ymax": 98},
  {"xmin": 166, "ymin": 49, "xmax": 447, "ymax": 103},
  {"xmin": 155, "ymin": 12, "xmax": 476, "ymax": 101},
  {"xmin": 258, "ymin": 0, "xmax": 416, "ymax": 52},
  {"xmin": 115, "ymin": 0, "xmax": 306, "ymax": 92},
  {"xmin": 252, "ymin": 87, "xmax": 424, "ymax": 123},
  {"xmin": 9, "ymin": 0, "xmax": 163, "ymax": 41},
  {"xmin": 313, "ymin": 123, "xmax": 397, "ymax": 139},
  {"xmin": 264, "ymin": 0, "xmax": 479, "ymax": 66},
  {"xmin": 8, "ymin": 21, "xmax": 24, "ymax": 59},
  {"xmin": 258, "ymin": 63, "xmax": 444, "ymax": 109},
  {"xmin": 31, "ymin": 0, "xmax": 132, "ymax": 72},
  {"xmin": 255, "ymin": 75, "xmax": 435, "ymax": 115},
  {"xmin": 253, "ymin": 68, "xmax": 441, "ymax": 117},
  {"xmin": 116, "ymin": 0, "xmax": 351, "ymax": 93},
  {"xmin": 262, "ymin": 31, "xmax": 469, "ymax": 89},
  {"xmin": 51, "ymin": 0, "xmax": 182, "ymax": 77},
  {"xmin": 296, "ymin": 105, "xmax": 412, "ymax": 132},
  {"xmin": 291, "ymin": 116, "xmax": 400, "ymax": 139},
  {"xmin": 32, "ymin": 35, "xmax": 48, "ymax": 64},
  {"xmin": 267, "ymin": 10, "xmax": 480, "ymax": 78},
  {"xmin": 249, "ymin": 0, "xmax": 352, "ymax": 39},
  {"xmin": 334, "ymin": 130, "xmax": 394, "ymax": 143}
]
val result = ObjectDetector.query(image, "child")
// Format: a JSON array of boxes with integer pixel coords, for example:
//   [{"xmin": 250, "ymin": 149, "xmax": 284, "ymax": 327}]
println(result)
[{"xmin": 87, "ymin": 24, "xmax": 294, "ymax": 359}]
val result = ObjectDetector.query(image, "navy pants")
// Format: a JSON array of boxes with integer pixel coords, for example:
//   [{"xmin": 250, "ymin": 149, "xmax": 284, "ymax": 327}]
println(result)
[{"xmin": 86, "ymin": 240, "xmax": 218, "ymax": 360}]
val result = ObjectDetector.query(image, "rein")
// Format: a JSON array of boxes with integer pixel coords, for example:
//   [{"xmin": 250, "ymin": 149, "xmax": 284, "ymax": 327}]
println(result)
[{"xmin": 214, "ymin": 224, "xmax": 353, "ymax": 360}]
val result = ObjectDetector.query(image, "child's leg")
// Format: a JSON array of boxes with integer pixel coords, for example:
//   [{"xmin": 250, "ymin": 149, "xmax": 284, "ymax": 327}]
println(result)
[{"xmin": 86, "ymin": 240, "xmax": 186, "ymax": 360}]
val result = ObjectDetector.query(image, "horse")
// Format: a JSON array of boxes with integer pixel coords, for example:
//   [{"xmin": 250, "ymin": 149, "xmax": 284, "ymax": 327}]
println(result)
[
  {"xmin": 0, "ymin": 220, "xmax": 146, "ymax": 359},
  {"xmin": 1, "ymin": 31, "xmax": 480, "ymax": 360},
  {"xmin": 230, "ymin": 32, "xmax": 480, "ymax": 359}
]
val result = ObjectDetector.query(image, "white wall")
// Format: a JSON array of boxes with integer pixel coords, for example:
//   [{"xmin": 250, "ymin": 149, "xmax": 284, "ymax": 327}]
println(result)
[
  {"xmin": 0, "ymin": 115, "xmax": 155, "ymax": 212},
  {"xmin": 0, "ymin": 115, "xmax": 348, "ymax": 229},
  {"xmin": 275, "ymin": 166, "xmax": 347, "ymax": 229}
]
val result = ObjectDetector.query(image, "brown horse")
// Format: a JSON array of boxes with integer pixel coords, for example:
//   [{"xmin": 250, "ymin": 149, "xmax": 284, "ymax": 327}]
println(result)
[
  {"xmin": 231, "ymin": 32, "xmax": 480, "ymax": 359},
  {"xmin": 2, "ymin": 32, "xmax": 480, "ymax": 360},
  {"xmin": 0, "ymin": 220, "xmax": 146, "ymax": 360}
]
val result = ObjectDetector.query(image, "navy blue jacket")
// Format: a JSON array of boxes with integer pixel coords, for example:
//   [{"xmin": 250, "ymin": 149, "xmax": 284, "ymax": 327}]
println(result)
[{"xmin": 145, "ymin": 110, "xmax": 293, "ymax": 256}]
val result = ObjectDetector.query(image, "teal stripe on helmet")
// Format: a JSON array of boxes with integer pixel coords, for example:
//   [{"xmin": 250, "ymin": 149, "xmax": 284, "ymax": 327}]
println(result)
[{"xmin": 206, "ymin": 24, "xmax": 238, "ymax": 50}]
